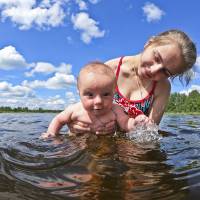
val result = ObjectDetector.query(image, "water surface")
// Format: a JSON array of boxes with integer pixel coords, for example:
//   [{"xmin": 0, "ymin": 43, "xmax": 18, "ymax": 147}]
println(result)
[{"xmin": 0, "ymin": 113, "xmax": 200, "ymax": 200}]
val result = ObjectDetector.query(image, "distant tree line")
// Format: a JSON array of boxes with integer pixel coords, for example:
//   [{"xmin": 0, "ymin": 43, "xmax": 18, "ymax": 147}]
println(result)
[
  {"xmin": 0, "ymin": 106, "xmax": 61, "ymax": 113},
  {"xmin": 166, "ymin": 90, "xmax": 200, "ymax": 113},
  {"xmin": 0, "ymin": 90, "xmax": 200, "ymax": 113}
]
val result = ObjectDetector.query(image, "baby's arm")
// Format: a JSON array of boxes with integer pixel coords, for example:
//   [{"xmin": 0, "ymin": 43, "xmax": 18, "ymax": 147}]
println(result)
[
  {"xmin": 41, "ymin": 105, "xmax": 74, "ymax": 138},
  {"xmin": 113, "ymin": 104, "xmax": 136, "ymax": 132}
]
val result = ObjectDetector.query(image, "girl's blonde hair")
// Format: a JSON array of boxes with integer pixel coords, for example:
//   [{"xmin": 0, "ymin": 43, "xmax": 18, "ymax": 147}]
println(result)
[{"xmin": 146, "ymin": 29, "xmax": 197, "ymax": 85}]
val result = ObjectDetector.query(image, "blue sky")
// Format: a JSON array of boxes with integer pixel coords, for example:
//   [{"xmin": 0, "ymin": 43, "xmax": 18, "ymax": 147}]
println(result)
[{"xmin": 0, "ymin": 0, "xmax": 200, "ymax": 110}]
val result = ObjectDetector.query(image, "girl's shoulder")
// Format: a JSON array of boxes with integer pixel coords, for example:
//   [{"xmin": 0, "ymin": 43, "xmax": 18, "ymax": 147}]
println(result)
[
  {"xmin": 105, "ymin": 57, "xmax": 121, "ymax": 71},
  {"xmin": 105, "ymin": 55, "xmax": 135, "ymax": 71}
]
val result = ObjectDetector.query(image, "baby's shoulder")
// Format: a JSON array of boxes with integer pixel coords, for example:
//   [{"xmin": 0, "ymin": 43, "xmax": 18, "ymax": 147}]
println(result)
[{"xmin": 64, "ymin": 102, "xmax": 83, "ymax": 113}]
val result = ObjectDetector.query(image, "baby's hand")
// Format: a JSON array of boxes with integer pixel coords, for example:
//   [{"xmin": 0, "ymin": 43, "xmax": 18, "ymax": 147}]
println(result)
[{"xmin": 40, "ymin": 132, "xmax": 56, "ymax": 139}]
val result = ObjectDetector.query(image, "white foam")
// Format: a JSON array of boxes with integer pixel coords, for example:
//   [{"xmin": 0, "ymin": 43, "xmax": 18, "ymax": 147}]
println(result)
[{"xmin": 126, "ymin": 123, "xmax": 161, "ymax": 144}]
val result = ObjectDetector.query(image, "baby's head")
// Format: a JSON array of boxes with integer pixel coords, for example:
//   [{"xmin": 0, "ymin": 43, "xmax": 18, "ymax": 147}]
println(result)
[
  {"xmin": 77, "ymin": 61, "xmax": 116, "ymax": 115},
  {"xmin": 78, "ymin": 61, "xmax": 116, "ymax": 91}
]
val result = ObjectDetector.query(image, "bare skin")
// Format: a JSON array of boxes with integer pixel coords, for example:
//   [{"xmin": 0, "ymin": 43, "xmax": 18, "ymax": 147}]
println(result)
[
  {"xmin": 41, "ymin": 69, "xmax": 138, "ymax": 138},
  {"xmin": 106, "ymin": 43, "xmax": 183, "ymax": 124},
  {"xmin": 67, "ymin": 43, "xmax": 183, "ymax": 133}
]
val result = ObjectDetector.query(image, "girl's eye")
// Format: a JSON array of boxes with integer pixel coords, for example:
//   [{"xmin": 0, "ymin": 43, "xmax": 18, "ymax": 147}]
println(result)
[
  {"xmin": 160, "ymin": 68, "xmax": 172, "ymax": 77},
  {"xmin": 153, "ymin": 51, "xmax": 161, "ymax": 63},
  {"xmin": 155, "ymin": 56, "xmax": 160, "ymax": 63}
]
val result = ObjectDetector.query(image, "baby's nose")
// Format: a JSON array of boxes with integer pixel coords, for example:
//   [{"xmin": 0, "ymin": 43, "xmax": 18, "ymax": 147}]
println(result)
[{"xmin": 94, "ymin": 95, "xmax": 103, "ymax": 104}]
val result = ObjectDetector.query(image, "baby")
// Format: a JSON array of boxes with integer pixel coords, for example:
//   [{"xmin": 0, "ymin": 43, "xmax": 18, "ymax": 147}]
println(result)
[{"xmin": 41, "ymin": 61, "xmax": 137, "ymax": 138}]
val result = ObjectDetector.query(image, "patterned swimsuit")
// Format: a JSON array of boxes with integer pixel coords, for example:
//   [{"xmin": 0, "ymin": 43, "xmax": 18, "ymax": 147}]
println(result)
[{"xmin": 113, "ymin": 57, "xmax": 157, "ymax": 118}]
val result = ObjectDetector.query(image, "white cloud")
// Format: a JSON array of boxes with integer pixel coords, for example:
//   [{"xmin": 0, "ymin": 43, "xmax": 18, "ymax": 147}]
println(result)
[
  {"xmin": 66, "ymin": 36, "xmax": 73, "ymax": 44},
  {"xmin": 0, "ymin": 46, "xmax": 28, "ymax": 70},
  {"xmin": 0, "ymin": 0, "xmax": 35, "ymax": 8},
  {"xmin": 25, "ymin": 62, "xmax": 72, "ymax": 77},
  {"xmin": 142, "ymin": 2, "xmax": 165, "ymax": 22},
  {"xmin": 0, "ymin": 88, "xmax": 78, "ymax": 110},
  {"xmin": 0, "ymin": 95, "xmax": 65, "ymax": 110},
  {"xmin": 75, "ymin": 0, "xmax": 87, "ymax": 10},
  {"xmin": 88, "ymin": 0, "xmax": 101, "ymax": 4},
  {"xmin": 180, "ymin": 85, "xmax": 200, "ymax": 95},
  {"xmin": 45, "ymin": 72, "xmax": 76, "ymax": 89},
  {"xmin": 194, "ymin": 55, "xmax": 200, "ymax": 73},
  {"xmin": 65, "ymin": 91, "xmax": 78, "ymax": 104},
  {"xmin": 22, "ymin": 72, "xmax": 76, "ymax": 89},
  {"xmin": 0, "ymin": 0, "xmax": 66, "ymax": 30},
  {"xmin": 0, "ymin": 81, "xmax": 34, "ymax": 97},
  {"xmin": 71, "ymin": 12, "xmax": 105, "ymax": 44}
]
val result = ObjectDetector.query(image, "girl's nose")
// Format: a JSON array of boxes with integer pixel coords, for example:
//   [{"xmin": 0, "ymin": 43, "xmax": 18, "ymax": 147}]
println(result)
[{"xmin": 149, "ymin": 63, "xmax": 163, "ymax": 75}]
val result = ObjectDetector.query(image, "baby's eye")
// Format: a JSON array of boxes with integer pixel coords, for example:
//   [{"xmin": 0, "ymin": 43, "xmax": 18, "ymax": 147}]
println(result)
[
  {"xmin": 84, "ymin": 92, "xmax": 93, "ymax": 97},
  {"xmin": 103, "ymin": 92, "xmax": 111, "ymax": 97}
]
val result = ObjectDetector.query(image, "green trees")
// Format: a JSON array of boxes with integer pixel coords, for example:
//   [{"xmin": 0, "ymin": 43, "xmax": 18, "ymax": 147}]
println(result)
[
  {"xmin": 0, "ymin": 106, "xmax": 60, "ymax": 113},
  {"xmin": 1, "ymin": 90, "xmax": 200, "ymax": 113},
  {"xmin": 166, "ymin": 90, "xmax": 200, "ymax": 113}
]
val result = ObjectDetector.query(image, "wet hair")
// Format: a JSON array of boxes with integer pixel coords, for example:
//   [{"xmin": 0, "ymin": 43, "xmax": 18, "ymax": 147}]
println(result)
[
  {"xmin": 146, "ymin": 29, "xmax": 197, "ymax": 85},
  {"xmin": 77, "ymin": 61, "xmax": 116, "ymax": 89}
]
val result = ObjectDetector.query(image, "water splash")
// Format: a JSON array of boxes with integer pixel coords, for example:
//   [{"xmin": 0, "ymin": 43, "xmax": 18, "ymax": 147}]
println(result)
[{"xmin": 126, "ymin": 123, "xmax": 161, "ymax": 144}]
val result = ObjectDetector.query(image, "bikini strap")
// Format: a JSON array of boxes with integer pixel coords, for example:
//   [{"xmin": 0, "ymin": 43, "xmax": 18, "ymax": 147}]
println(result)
[{"xmin": 115, "ymin": 56, "xmax": 124, "ymax": 81}]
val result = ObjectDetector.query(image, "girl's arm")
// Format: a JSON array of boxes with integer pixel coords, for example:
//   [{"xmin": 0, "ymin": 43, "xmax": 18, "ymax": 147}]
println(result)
[
  {"xmin": 148, "ymin": 79, "xmax": 171, "ymax": 124},
  {"xmin": 105, "ymin": 57, "xmax": 120, "ymax": 72},
  {"xmin": 113, "ymin": 104, "xmax": 136, "ymax": 132}
]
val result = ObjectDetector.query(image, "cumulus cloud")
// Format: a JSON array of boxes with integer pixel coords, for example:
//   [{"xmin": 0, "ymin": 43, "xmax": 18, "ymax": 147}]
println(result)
[
  {"xmin": 75, "ymin": 0, "xmax": 87, "ymax": 10},
  {"xmin": 88, "ymin": 0, "xmax": 101, "ymax": 4},
  {"xmin": 71, "ymin": 12, "xmax": 105, "ymax": 44},
  {"xmin": 194, "ymin": 55, "xmax": 200, "ymax": 73},
  {"xmin": 180, "ymin": 85, "xmax": 200, "ymax": 95},
  {"xmin": 0, "ymin": 94, "xmax": 65, "ymax": 110},
  {"xmin": 0, "ymin": 46, "xmax": 28, "ymax": 70},
  {"xmin": 0, "ymin": 0, "xmax": 66, "ymax": 30},
  {"xmin": 22, "ymin": 72, "xmax": 76, "ymax": 89},
  {"xmin": 25, "ymin": 62, "xmax": 72, "ymax": 77},
  {"xmin": 142, "ymin": 2, "xmax": 165, "ymax": 22},
  {"xmin": 65, "ymin": 91, "xmax": 78, "ymax": 104},
  {"xmin": 0, "ymin": 81, "xmax": 35, "ymax": 97}
]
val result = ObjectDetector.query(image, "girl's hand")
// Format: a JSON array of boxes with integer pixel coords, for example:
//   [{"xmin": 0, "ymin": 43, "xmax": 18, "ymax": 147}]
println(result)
[
  {"xmin": 96, "ymin": 120, "xmax": 116, "ymax": 133},
  {"xmin": 134, "ymin": 114, "xmax": 153, "ymax": 126},
  {"xmin": 68, "ymin": 120, "xmax": 116, "ymax": 135},
  {"xmin": 68, "ymin": 121, "xmax": 92, "ymax": 134}
]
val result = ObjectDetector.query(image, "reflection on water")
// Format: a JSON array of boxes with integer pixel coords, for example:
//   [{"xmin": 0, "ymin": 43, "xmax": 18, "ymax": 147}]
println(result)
[{"xmin": 0, "ymin": 113, "xmax": 200, "ymax": 200}]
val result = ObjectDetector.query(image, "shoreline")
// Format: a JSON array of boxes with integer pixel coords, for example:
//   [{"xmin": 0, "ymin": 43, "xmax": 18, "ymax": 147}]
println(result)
[{"xmin": 0, "ymin": 111, "xmax": 200, "ymax": 115}]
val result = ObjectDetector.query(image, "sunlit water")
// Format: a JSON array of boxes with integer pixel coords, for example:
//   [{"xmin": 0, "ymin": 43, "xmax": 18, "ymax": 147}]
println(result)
[{"xmin": 0, "ymin": 113, "xmax": 200, "ymax": 200}]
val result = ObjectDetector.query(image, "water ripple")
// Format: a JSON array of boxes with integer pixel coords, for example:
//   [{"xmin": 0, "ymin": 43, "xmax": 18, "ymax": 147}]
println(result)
[{"xmin": 0, "ymin": 113, "xmax": 200, "ymax": 199}]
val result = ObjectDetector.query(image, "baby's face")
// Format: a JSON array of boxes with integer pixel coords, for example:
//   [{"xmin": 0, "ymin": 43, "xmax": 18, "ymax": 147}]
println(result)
[{"xmin": 78, "ymin": 73, "xmax": 115, "ymax": 116}]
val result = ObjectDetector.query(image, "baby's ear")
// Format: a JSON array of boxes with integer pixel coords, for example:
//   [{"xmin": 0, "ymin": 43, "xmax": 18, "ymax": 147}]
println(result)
[{"xmin": 144, "ymin": 36, "xmax": 156, "ymax": 49}]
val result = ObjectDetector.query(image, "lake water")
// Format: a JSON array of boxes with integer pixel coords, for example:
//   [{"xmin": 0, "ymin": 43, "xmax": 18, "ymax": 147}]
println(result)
[{"xmin": 0, "ymin": 113, "xmax": 199, "ymax": 200}]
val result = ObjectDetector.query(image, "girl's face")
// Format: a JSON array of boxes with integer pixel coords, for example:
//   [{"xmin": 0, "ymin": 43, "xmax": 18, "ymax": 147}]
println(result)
[{"xmin": 138, "ymin": 43, "xmax": 183, "ymax": 81}]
